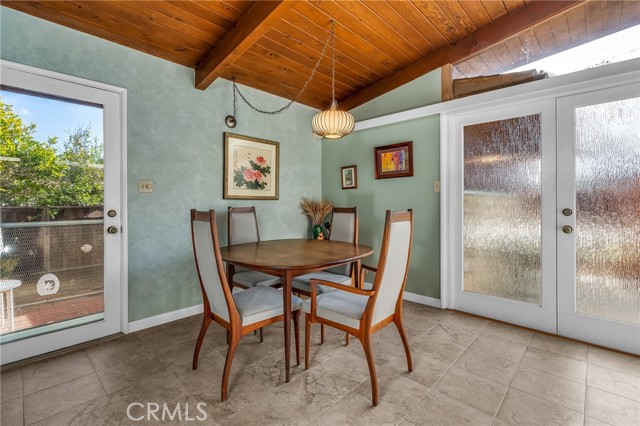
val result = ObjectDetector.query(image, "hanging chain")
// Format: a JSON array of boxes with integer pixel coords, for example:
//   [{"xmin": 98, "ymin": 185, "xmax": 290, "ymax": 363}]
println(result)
[
  {"xmin": 231, "ymin": 21, "xmax": 334, "ymax": 116},
  {"xmin": 331, "ymin": 20, "xmax": 336, "ymax": 102}
]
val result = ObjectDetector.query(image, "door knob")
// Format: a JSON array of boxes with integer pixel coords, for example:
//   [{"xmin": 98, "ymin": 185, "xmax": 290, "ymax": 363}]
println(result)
[
  {"xmin": 107, "ymin": 226, "xmax": 119, "ymax": 234},
  {"xmin": 562, "ymin": 225, "xmax": 573, "ymax": 234}
]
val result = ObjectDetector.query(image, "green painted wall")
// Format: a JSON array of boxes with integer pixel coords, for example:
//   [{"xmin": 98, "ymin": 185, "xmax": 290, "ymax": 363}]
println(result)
[
  {"xmin": 1, "ymin": 8, "xmax": 321, "ymax": 321},
  {"xmin": 321, "ymin": 116, "xmax": 441, "ymax": 299}
]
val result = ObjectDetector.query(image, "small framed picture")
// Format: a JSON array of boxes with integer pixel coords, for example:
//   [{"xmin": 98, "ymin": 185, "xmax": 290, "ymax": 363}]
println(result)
[
  {"xmin": 224, "ymin": 133, "xmax": 279, "ymax": 199},
  {"xmin": 374, "ymin": 141, "xmax": 413, "ymax": 179},
  {"xmin": 341, "ymin": 165, "xmax": 357, "ymax": 190}
]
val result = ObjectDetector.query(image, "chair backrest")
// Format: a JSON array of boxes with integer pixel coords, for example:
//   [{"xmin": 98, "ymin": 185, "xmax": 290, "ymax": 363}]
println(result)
[
  {"xmin": 368, "ymin": 210, "xmax": 413, "ymax": 326},
  {"xmin": 326, "ymin": 207, "xmax": 358, "ymax": 276},
  {"xmin": 191, "ymin": 209, "xmax": 238, "ymax": 323},
  {"xmin": 228, "ymin": 206, "xmax": 260, "ymax": 245}
]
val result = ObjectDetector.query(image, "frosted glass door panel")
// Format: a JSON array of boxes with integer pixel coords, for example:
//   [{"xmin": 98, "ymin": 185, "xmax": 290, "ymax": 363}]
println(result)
[
  {"xmin": 574, "ymin": 98, "xmax": 640, "ymax": 324},
  {"xmin": 463, "ymin": 115, "xmax": 542, "ymax": 304}
]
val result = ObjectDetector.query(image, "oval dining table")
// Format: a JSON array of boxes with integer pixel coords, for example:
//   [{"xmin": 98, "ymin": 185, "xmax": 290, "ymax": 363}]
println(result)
[{"xmin": 219, "ymin": 239, "xmax": 374, "ymax": 382}]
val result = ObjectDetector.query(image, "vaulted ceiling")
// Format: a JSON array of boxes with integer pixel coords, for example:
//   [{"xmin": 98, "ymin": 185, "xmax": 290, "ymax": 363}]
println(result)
[{"xmin": 3, "ymin": 1, "xmax": 638, "ymax": 110}]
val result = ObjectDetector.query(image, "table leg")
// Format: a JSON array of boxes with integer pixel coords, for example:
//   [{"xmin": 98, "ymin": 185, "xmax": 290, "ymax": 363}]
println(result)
[{"xmin": 283, "ymin": 270, "xmax": 292, "ymax": 382}]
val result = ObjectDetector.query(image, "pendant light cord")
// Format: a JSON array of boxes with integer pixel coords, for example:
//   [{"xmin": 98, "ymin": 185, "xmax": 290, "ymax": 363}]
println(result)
[
  {"xmin": 331, "ymin": 20, "xmax": 336, "ymax": 103},
  {"xmin": 231, "ymin": 21, "xmax": 335, "ymax": 116}
]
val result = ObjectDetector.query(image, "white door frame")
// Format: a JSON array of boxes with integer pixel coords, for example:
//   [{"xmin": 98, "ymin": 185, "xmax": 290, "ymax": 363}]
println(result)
[{"xmin": 0, "ymin": 60, "xmax": 128, "ymax": 364}]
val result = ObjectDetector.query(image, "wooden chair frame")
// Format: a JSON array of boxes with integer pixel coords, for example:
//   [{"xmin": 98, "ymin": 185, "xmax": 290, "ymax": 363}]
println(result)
[
  {"xmin": 304, "ymin": 210, "xmax": 413, "ymax": 406},
  {"xmin": 190, "ymin": 209, "xmax": 300, "ymax": 402}
]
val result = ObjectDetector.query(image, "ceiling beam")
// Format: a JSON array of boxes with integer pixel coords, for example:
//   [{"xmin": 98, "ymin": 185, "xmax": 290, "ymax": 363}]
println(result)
[
  {"xmin": 339, "ymin": 0, "xmax": 584, "ymax": 111},
  {"xmin": 195, "ymin": 0, "xmax": 294, "ymax": 90}
]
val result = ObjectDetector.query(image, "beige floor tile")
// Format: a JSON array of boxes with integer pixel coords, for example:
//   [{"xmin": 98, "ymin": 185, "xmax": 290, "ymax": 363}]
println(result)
[
  {"xmin": 402, "ymin": 301, "xmax": 448, "ymax": 318},
  {"xmin": 468, "ymin": 334, "xmax": 528, "ymax": 363},
  {"xmin": 585, "ymin": 386, "xmax": 640, "ymax": 426},
  {"xmin": 588, "ymin": 347, "xmax": 640, "ymax": 377},
  {"xmin": 353, "ymin": 367, "xmax": 429, "ymax": 417},
  {"xmin": 314, "ymin": 351, "xmax": 371, "ymax": 389},
  {"xmin": 410, "ymin": 336, "xmax": 468, "ymax": 365},
  {"xmin": 1, "ymin": 397, "xmax": 23, "ymax": 426},
  {"xmin": 215, "ymin": 335, "xmax": 285, "ymax": 368},
  {"xmin": 22, "ymin": 350, "xmax": 95, "ymax": 396},
  {"xmin": 346, "ymin": 334, "xmax": 404, "ymax": 368},
  {"xmin": 529, "ymin": 333, "xmax": 588, "ymax": 361},
  {"xmin": 588, "ymin": 363, "xmax": 640, "ymax": 402},
  {"xmin": 30, "ymin": 396, "xmax": 116, "ymax": 426},
  {"xmin": 510, "ymin": 369, "xmax": 586, "ymax": 412},
  {"xmin": 519, "ymin": 348, "xmax": 587, "ymax": 383},
  {"xmin": 492, "ymin": 418, "xmax": 513, "ymax": 426},
  {"xmin": 441, "ymin": 313, "xmax": 489, "ymax": 333},
  {"xmin": 584, "ymin": 416, "xmax": 613, "ymax": 426},
  {"xmin": 95, "ymin": 353, "xmax": 165, "ymax": 394},
  {"xmin": 375, "ymin": 321, "xmax": 430, "ymax": 346},
  {"xmin": 23, "ymin": 373, "xmax": 106, "ymax": 425},
  {"xmin": 140, "ymin": 324, "xmax": 195, "ymax": 353},
  {"xmin": 482, "ymin": 322, "xmax": 534, "ymax": 346},
  {"xmin": 425, "ymin": 323, "xmax": 478, "ymax": 347},
  {"xmin": 402, "ymin": 390, "xmax": 493, "ymax": 426},
  {"xmin": 496, "ymin": 388, "xmax": 583, "ymax": 426},
  {"xmin": 452, "ymin": 348, "xmax": 519, "ymax": 386},
  {"xmin": 155, "ymin": 338, "xmax": 203, "ymax": 369},
  {"xmin": 313, "ymin": 391, "xmax": 405, "ymax": 426},
  {"xmin": 219, "ymin": 397, "xmax": 307, "ymax": 426},
  {"xmin": 86, "ymin": 333, "xmax": 151, "ymax": 371},
  {"xmin": 242, "ymin": 350, "xmax": 307, "ymax": 388},
  {"xmin": 386, "ymin": 350, "xmax": 450, "ymax": 388},
  {"xmin": 433, "ymin": 367, "xmax": 508, "ymax": 416},
  {"xmin": 169, "ymin": 344, "xmax": 242, "ymax": 395},
  {"xmin": 1, "ymin": 367, "xmax": 22, "ymax": 402},
  {"xmin": 271, "ymin": 368, "xmax": 354, "ymax": 421}
]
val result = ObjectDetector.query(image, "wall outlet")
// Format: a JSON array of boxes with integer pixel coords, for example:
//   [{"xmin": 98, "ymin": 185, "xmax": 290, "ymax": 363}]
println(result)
[
  {"xmin": 138, "ymin": 179, "xmax": 154, "ymax": 193},
  {"xmin": 433, "ymin": 180, "xmax": 441, "ymax": 192}
]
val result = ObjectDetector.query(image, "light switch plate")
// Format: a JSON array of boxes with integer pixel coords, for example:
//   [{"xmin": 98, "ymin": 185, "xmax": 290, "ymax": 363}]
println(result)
[
  {"xmin": 433, "ymin": 180, "xmax": 441, "ymax": 192},
  {"xmin": 138, "ymin": 179, "xmax": 154, "ymax": 193}
]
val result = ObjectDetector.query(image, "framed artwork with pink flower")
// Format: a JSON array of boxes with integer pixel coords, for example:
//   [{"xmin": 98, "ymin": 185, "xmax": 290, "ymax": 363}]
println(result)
[{"xmin": 224, "ymin": 133, "xmax": 279, "ymax": 199}]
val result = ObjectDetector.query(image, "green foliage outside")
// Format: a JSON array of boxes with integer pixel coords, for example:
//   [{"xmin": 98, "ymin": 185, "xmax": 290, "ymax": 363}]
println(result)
[{"xmin": 0, "ymin": 97, "xmax": 104, "ymax": 208}]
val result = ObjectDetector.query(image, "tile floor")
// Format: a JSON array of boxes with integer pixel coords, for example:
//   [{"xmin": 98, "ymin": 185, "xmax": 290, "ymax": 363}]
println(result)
[{"xmin": 1, "ymin": 303, "xmax": 639, "ymax": 426}]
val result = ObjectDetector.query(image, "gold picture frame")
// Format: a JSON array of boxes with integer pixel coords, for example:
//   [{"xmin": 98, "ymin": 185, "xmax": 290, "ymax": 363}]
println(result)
[{"xmin": 224, "ymin": 133, "xmax": 279, "ymax": 200}]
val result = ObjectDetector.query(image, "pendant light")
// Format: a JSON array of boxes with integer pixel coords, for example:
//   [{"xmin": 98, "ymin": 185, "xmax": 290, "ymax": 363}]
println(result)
[{"xmin": 312, "ymin": 21, "xmax": 355, "ymax": 139}]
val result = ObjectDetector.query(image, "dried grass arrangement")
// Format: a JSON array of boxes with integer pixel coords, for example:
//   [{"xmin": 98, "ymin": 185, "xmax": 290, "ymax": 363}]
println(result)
[{"xmin": 300, "ymin": 198, "xmax": 333, "ymax": 226}]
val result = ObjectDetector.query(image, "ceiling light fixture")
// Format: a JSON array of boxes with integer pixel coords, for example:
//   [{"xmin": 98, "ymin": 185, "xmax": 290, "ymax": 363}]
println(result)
[{"xmin": 312, "ymin": 21, "xmax": 354, "ymax": 139}]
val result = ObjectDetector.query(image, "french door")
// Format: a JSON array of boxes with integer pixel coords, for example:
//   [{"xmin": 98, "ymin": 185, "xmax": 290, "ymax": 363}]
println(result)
[
  {"xmin": 0, "ymin": 62, "xmax": 126, "ymax": 364},
  {"xmin": 449, "ymin": 82, "xmax": 640, "ymax": 354}
]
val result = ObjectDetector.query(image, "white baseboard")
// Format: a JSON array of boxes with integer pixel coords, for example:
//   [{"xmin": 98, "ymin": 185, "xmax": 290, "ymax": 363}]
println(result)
[
  {"xmin": 127, "ymin": 304, "xmax": 204, "ymax": 333},
  {"xmin": 403, "ymin": 291, "xmax": 442, "ymax": 308}
]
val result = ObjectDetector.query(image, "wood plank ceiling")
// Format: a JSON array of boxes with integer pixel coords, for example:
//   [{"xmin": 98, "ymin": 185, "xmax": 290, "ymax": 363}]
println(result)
[{"xmin": 3, "ymin": 1, "xmax": 638, "ymax": 111}]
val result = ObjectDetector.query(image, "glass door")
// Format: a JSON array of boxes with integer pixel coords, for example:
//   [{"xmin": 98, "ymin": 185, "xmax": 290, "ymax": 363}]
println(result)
[
  {"xmin": 557, "ymin": 83, "xmax": 640, "ymax": 354},
  {"xmin": 0, "ymin": 64, "xmax": 124, "ymax": 364},
  {"xmin": 450, "ymin": 100, "xmax": 557, "ymax": 333}
]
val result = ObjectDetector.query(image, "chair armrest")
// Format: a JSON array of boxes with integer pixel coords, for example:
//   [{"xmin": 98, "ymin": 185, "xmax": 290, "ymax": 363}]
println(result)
[
  {"xmin": 359, "ymin": 264, "xmax": 377, "ymax": 285},
  {"xmin": 361, "ymin": 264, "xmax": 377, "ymax": 273},
  {"xmin": 308, "ymin": 279, "xmax": 375, "ymax": 321}
]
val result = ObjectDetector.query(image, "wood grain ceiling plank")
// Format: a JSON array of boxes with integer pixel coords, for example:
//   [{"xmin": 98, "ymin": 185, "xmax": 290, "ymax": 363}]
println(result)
[
  {"xmin": 128, "ymin": 1, "xmax": 228, "ymax": 40},
  {"xmin": 386, "ymin": 1, "xmax": 444, "ymax": 51},
  {"xmin": 172, "ymin": 1, "xmax": 239, "ymax": 30},
  {"xmin": 339, "ymin": 0, "xmax": 584, "ymax": 110},
  {"xmin": 620, "ymin": 1, "xmax": 640, "ymax": 26},
  {"xmin": 107, "ymin": 1, "xmax": 222, "ymax": 46},
  {"xmin": 298, "ymin": 1, "xmax": 404, "ymax": 72},
  {"xmin": 260, "ymin": 29, "xmax": 373, "ymax": 88},
  {"xmin": 249, "ymin": 42, "xmax": 356, "ymax": 93},
  {"xmin": 195, "ymin": 0, "xmax": 294, "ymax": 90},
  {"xmin": 519, "ymin": 30, "xmax": 543, "ymax": 61},
  {"xmin": 361, "ymin": 0, "xmax": 435, "ymax": 56},
  {"xmin": 548, "ymin": 13, "xmax": 571, "ymax": 48},
  {"xmin": 463, "ymin": 54, "xmax": 492, "ymax": 76},
  {"xmin": 503, "ymin": 0, "xmax": 526, "ymax": 14},
  {"xmin": 412, "ymin": 0, "xmax": 465, "ymax": 43},
  {"xmin": 1, "ymin": 0, "xmax": 199, "ymax": 66},
  {"xmin": 333, "ymin": 0, "xmax": 423, "ymax": 62},
  {"xmin": 460, "ymin": 1, "xmax": 494, "ymax": 28},
  {"xmin": 191, "ymin": 0, "xmax": 255, "ymax": 22},
  {"xmin": 584, "ymin": 1, "xmax": 604, "ymax": 35},
  {"xmin": 602, "ymin": 0, "xmax": 623, "ymax": 29},
  {"xmin": 476, "ymin": 49, "xmax": 508, "ymax": 74},
  {"xmin": 223, "ymin": 64, "xmax": 327, "ymax": 110},
  {"xmin": 532, "ymin": 23, "xmax": 557, "ymax": 53},
  {"xmin": 566, "ymin": 5, "xmax": 587, "ymax": 44},
  {"xmin": 481, "ymin": 1, "xmax": 508, "ymax": 21},
  {"xmin": 434, "ymin": 1, "xmax": 479, "ymax": 36},
  {"xmin": 76, "ymin": 1, "xmax": 212, "ymax": 57},
  {"xmin": 279, "ymin": 8, "xmax": 393, "ymax": 79}
]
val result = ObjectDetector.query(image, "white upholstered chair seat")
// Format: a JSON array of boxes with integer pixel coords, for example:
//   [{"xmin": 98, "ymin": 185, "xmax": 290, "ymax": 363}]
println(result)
[
  {"xmin": 233, "ymin": 270, "xmax": 281, "ymax": 288},
  {"xmin": 234, "ymin": 286, "xmax": 302, "ymax": 326},
  {"xmin": 292, "ymin": 271, "xmax": 351, "ymax": 294},
  {"xmin": 302, "ymin": 289, "xmax": 372, "ymax": 329}
]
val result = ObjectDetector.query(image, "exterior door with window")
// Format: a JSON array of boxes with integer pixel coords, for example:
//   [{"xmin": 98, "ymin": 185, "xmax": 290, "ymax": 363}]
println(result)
[{"xmin": 0, "ymin": 62, "xmax": 126, "ymax": 364}]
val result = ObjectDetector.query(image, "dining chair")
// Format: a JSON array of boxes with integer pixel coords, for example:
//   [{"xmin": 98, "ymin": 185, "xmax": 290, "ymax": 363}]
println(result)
[
  {"xmin": 292, "ymin": 206, "xmax": 358, "ymax": 344},
  {"xmin": 227, "ymin": 206, "xmax": 282, "ymax": 290},
  {"xmin": 303, "ymin": 210, "xmax": 413, "ymax": 406},
  {"xmin": 190, "ymin": 209, "xmax": 302, "ymax": 402}
]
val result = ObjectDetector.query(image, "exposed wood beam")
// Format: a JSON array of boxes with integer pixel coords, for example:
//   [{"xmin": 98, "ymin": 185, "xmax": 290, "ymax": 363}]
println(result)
[
  {"xmin": 195, "ymin": 0, "xmax": 294, "ymax": 90},
  {"xmin": 339, "ymin": 0, "xmax": 584, "ymax": 111}
]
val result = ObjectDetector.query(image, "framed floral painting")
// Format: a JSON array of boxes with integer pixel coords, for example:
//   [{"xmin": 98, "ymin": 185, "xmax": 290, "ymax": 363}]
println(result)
[
  {"xmin": 224, "ymin": 133, "xmax": 279, "ymax": 199},
  {"xmin": 374, "ymin": 141, "xmax": 413, "ymax": 179},
  {"xmin": 341, "ymin": 165, "xmax": 357, "ymax": 189}
]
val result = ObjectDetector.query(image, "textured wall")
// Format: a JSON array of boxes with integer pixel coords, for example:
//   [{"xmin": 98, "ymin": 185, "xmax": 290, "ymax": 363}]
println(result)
[
  {"xmin": 1, "ymin": 8, "xmax": 321, "ymax": 321},
  {"xmin": 322, "ymin": 116, "xmax": 441, "ymax": 299}
]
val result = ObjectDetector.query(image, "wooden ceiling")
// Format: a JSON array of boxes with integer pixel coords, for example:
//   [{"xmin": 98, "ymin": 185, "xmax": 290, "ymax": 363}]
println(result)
[{"xmin": 3, "ymin": 1, "xmax": 637, "ymax": 111}]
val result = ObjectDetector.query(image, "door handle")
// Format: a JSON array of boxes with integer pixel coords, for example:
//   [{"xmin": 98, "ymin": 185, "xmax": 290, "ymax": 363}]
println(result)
[
  {"xmin": 562, "ymin": 225, "xmax": 573, "ymax": 234},
  {"xmin": 107, "ymin": 226, "xmax": 119, "ymax": 235},
  {"xmin": 562, "ymin": 208, "xmax": 573, "ymax": 216}
]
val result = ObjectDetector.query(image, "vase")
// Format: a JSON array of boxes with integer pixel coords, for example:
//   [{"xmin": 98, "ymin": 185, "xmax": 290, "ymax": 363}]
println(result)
[{"xmin": 312, "ymin": 224, "xmax": 323, "ymax": 239}]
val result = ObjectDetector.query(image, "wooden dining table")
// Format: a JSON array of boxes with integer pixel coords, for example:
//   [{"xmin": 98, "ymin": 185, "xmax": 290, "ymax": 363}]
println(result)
[{"xmin": 219, "ymin": 239, "xmax": 374, "ymax": 382}]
